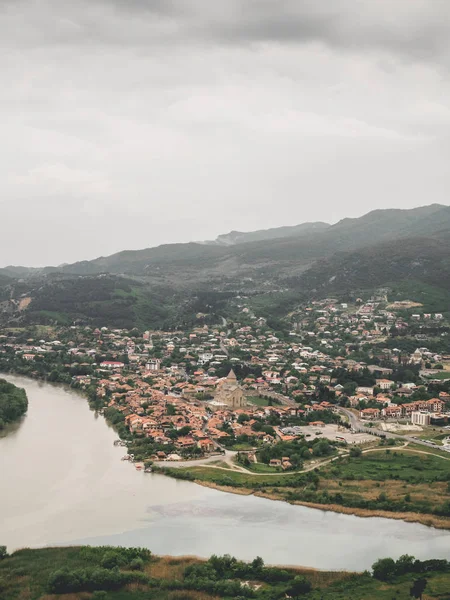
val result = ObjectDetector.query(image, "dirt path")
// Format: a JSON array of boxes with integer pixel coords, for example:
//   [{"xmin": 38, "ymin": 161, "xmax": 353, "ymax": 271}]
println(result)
[{"xmin": 191, "ymin": 443, "xmax": 450, "ymax": 476}]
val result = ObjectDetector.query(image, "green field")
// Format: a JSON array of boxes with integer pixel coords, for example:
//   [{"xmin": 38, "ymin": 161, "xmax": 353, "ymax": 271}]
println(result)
[
  {"xmin": 247, "ymin": 395, "xmax": 273, "ymax": 407},
  {"xmin": 163, "ymin": 465, "xmax": 293, "ymax": 487},
  {"xmin": 229, "ymin": 442, "xmax": 256, "ymax": 451},
  {"xmin": 424, "ymin": 371, "xmax": 450, "ymax": 380},
  {"xmin": 323, "ymin": 450, "xmax": 450, "ymax": 483},
  {"xmin": 247, "ymin": 462, "xmax": 281, "ymax": 473}
]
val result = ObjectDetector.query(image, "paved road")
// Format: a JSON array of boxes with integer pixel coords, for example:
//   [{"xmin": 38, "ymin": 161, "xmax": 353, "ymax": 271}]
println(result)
[{"xmin": 336, "ymin": 407, "xmax": 442, "ymax": 450}]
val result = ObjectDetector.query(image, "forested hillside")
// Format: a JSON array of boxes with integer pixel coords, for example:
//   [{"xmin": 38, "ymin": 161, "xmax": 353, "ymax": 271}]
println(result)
[{"xmin": 297, "ymin": 232, "xmax": 450, "ymax": 295}]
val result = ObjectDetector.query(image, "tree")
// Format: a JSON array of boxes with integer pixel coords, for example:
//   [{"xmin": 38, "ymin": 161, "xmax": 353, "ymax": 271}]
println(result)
[
  {"xmin": 0, "ymin": 546, "xmax": 7, "ymax": 560},
  {"xmin": 251, "ymin": 556, "xmax": 264, "ymax": 572},
  {"xmin": 410, "ymin": 577, "xmax": 427, "ymax": 600},
  {"xmin": 372, "ymin": 557, "xmax": 397, "ymax": 581},
  {"xmin": 286, "ymin": 575, "xmax": 312, "ymax": 598},
  {"xmin": 396, "ymin": 554, "xmax": 415, "ymax": 574},
  {"xmin": 237, "ymin": 413, "xmax": 250, "ymax": 424}
]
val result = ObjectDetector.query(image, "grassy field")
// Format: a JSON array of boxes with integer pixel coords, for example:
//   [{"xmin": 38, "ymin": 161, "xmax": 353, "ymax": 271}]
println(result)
[
  {"xmin": 322, "ymin": 449, "xmax": 450, "ymax": 483},
  {"xmin": 166, "ymin": 465, "xmax": 296, "ymax": 486},
  {"xmin": 0, "ymin": 546, "xmax": 449, "ymax": 600},
  {"xmin": 246, "ymin": 462, "xmax": 281, "ymax": 473},
  {"xmin": 246, "ymin": 395, "xmax": 273, "ymax": 407},
  {"xmin": 424, "ymin": 372, "xmax": 450, "ymax": 380},
  {"xmin": 228, "ymin": 442, "xmax": 256, "ymax": 451}
]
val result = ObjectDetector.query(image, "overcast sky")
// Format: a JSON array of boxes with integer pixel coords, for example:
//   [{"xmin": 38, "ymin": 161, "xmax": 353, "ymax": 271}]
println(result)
[{"xmin": 2, "ymin": 0, "xmax": 450, "ymax": 266}]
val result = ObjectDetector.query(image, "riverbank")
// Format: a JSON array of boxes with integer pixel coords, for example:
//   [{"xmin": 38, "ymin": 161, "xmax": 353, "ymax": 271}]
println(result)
[
  {"xmin": 190, "ymin": 479, "xmax": 450, "ymax": 530},
  {"xmin": 2, "ymin": 373, "xmax": 450, "ymax": 570},
  {"xmin": 158, "ymin": 444, "xmax": 450, "ymax": 530},
  {"xmin": 1, "ymin": 545, "xmax": 450, "ymax": 600},
  {"xmin": 4, "ymin": 367, "xmax": 450, "ymax": 532}
]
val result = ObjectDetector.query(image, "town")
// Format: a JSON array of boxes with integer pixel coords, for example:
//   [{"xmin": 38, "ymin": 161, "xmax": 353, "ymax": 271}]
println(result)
[{"xmin": 1, "ymin": 291, "xmax": 449, "ymax": 473}]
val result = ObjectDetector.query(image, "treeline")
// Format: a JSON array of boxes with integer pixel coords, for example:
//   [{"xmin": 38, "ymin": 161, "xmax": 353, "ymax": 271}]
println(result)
[
  {"xmin": 46, "ymin": 549, "xmax": 312, "ymax": 599},
  {"xmin": 2, "ymin": 544, "xmax": 449, "ymax": 600},
  {"xmin": 372, "ymin": 554, "xmax": 450, "ymax": 581},
  {"xmin": 0, "ymin": 379, "xmax": 28, "ymax": 430}
]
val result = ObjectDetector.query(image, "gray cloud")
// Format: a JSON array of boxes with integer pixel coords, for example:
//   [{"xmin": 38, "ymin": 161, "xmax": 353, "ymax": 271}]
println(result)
[
  {"xmin": 3, "ymin": 0, "xmax": 450, "ymax": 64},
  {"xmin": 0, "ymin": 1, "xmax": 450, "ymax": 266}
]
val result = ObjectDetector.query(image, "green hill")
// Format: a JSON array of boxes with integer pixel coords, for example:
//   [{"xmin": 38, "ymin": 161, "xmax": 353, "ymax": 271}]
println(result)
[{"xmin": 298, "ymin": 231, "xmax": 450, "ymax": 291}]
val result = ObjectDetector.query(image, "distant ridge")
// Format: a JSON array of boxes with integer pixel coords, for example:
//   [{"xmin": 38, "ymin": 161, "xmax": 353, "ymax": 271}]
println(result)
[
  {"xmin": 203, "ymin": 221, "xmax": 330, "ymax": 246},
  {"xmin": 1, "ymin": 203, "xmax": 450, "ymax": 329},
  {"xmin": 0, "ymin": 204, "xmax": 448, "ymax": 280}
]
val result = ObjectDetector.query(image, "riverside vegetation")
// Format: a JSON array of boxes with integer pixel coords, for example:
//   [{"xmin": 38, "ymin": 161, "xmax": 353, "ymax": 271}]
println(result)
[
  {"xmin": 0, "ymin": 378, "xmax": 28, "ymax": 431},
  {"xmin": 0, "ymin": 545, "xmax": 449, "ymax": 600},
  {"xmin": 158, "ymin": 444, "xmax": 450, "ymax": 529}
]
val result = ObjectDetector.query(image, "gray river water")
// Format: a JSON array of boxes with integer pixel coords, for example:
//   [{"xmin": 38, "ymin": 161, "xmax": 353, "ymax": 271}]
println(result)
[{"xmin": 1, "ymin": 374, "xmax": 449, "ymax": 570}]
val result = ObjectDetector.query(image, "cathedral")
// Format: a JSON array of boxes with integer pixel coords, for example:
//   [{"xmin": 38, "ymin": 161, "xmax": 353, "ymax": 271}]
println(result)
[{"xmin": 214, "ymin": 369, "xmax": 247, "ymax": 409}]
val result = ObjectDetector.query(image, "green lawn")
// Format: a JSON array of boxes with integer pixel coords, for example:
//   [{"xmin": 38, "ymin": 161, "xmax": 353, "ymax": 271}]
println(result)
[
  {"xmin": 424, "ymin": 371, "xmax": 450, "ymax": 380},
  {"xmin": 247, "ymin": 395, "xmax": 273, "ymax": 407},
  {"xmin": 247, "ymin": 462, "xmax": 281, "ymax": 473},
  {"xmin": 164, "ymin": 465, "xmax": 301, "ymax": 488},
  {"xmin": 229, "ymin": 442, "xmax": 256, "ymax": 451}
]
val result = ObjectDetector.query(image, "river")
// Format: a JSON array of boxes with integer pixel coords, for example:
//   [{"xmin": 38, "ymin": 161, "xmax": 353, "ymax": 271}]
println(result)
[{"xmin": 1, "ymin": 374, "xmax": 449, "ymax": 570}]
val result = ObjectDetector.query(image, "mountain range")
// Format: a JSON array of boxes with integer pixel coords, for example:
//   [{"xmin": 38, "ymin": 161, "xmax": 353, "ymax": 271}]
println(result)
[{"xmin": 1, "ymin": 203, "xmax": 449, "ymax": 328}]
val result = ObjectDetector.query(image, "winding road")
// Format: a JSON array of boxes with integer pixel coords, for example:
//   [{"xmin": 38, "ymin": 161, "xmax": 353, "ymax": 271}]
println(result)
[{"xmin": 336, "ymin": 407, "xmax": 444, "ymax": 450}]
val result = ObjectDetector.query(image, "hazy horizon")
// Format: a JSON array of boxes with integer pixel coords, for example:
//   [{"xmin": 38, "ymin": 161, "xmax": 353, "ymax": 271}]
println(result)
[
  {"xmin": 2, "ymin": 1, "xmax": 450, "ymax": 266},
  {"xmin": 2, "ymin": 200, "xmax": 449, "ymax": 269}
]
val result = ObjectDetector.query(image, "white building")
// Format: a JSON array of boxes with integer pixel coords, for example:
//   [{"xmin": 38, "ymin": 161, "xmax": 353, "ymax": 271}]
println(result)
[
  {"xmin": 376, "ymin": 379, "xmax": 394, "ymax": 391},
  {"xmin": 411, "ymin": 411, "xmax": 431, "ymax": 426}
]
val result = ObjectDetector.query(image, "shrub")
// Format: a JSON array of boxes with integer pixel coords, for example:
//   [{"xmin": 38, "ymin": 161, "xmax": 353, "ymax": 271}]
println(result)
[
  {"xmin": 349, "ymin": 446, "xmax": 362, "ymax": 458},
  {"xmin": 129, "ymin": 557, "xmax": 144, "ymax": 571},
  {"xmin": 101, "ymin": 551, "xmax": 125, "ymax": 569},
  {"xmin": 47, "ymin": 567, "xmax": 130, "ymax": 593}
]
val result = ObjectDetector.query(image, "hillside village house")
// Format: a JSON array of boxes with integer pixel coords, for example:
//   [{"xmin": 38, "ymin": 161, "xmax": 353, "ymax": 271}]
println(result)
[
  {"xmin": 381, "ymin": 405, "xmax": 402, "ymax": 418},
  {"xmin": 360, "ymin": 407, "xmax": 380, "ymax": 420},
  {"xmin": 376, "ymin": 379, "xmax": 394, "ymax": 390}
]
